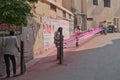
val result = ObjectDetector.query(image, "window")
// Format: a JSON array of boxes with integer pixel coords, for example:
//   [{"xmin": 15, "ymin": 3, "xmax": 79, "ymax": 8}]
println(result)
[
  {"xmin": 104, "ymin": 0, "xmax": 110, "ymax": 7},
  {"xmin": 93, "ymin": 0, "xmax": 98, "ymax": 5},
  {"xmin": 87, "ymin": 18, "xmax": 93, "ymax": 21},
  {"xmin": 63, "ymin": 11, "xmax": 66, "ymax": 18},
  {"xmin": 50, "ymin": 4, "xmax": 56, "ymax": 12},
  {"xmin": 69, "ymin": 14, "xmax": 71, "ymax": 19}
]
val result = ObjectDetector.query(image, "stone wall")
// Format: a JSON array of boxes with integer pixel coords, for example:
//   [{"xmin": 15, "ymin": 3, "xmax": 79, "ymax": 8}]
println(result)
[
  {"xmin": 0, "ymin": 39, "xmax": 5, "ymax": 76},
  {"xmin": 0, "ymin": 16, "xmax": 74, "ymax": 77},
  {"xmin": 87, "ymin": 0, "xmax": 120, "ymax": 29},
  {"xmin": 0, "ymin": 20, "xmax": 42, "ymax": 77}
]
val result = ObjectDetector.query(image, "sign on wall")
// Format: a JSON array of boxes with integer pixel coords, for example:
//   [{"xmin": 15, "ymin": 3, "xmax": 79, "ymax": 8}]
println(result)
[{"xmin": 0, "ymin": 23, "xmax": 22, "ymax": 36}]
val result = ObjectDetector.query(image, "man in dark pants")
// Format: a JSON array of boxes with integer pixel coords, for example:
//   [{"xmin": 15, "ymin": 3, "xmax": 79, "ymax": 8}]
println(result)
[
  {"xmin": 4, "ymin": 54, "xmax": 16, "ymax": 77},
  {"xmin": 3, "ymin": 31, "xmax": 19, "ymax": 78}
]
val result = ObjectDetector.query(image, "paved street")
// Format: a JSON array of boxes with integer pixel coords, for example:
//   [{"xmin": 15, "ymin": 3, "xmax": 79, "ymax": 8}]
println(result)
[{"xmin": 2, "ymin": 33, "xmax": 120, "ymax": 80}]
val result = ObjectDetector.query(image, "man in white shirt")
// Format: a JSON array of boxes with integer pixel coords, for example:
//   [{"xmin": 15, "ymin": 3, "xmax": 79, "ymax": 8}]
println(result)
[{"xmin": 3, "ymin": 31, "xmax": 20, "ymax": 78}]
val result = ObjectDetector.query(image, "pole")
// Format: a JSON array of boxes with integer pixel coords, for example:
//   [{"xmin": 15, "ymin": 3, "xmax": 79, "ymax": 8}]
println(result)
[
  {"xmin": 20, "ymin": 41, "xmax": 26, "ymax": 75},
  {"xmin": 59, "ymin": 27, "xmax": 63, "ymax": 64},
  {"xmin": 57, "ymin": 41, "xmax": 60, "ymax": 60}
]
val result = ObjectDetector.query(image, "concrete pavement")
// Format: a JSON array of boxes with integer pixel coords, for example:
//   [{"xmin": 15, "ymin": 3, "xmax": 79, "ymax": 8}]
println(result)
[{"xmin": 1, "ymin": 33, "xmax": 120, "ymax": 80}]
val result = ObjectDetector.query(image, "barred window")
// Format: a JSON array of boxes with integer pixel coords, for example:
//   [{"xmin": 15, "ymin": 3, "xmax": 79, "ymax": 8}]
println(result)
[
  {"xmin": 63, "ymin": 11, "xmax": 66, "ymax": 18},
  {"xmin": 50, "ymin": 4, "xmax": 57, "ymax": 12},
  {"xmin": 104, "ymin": 0, "xmax": 110, "ymax": 7},
  {"xmin": 93, "ymin": 0, "xmax": 98, "ymax": 5},
  {"xmin": 69, "ymin": 14, "xmax": 71, "ymax": 19}
]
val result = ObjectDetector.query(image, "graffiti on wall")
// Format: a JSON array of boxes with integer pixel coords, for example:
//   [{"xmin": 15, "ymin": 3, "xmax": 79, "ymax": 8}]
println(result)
[
  {"xmin": 42, "ymin": 17, "xmax": 53, "ymax": 50},
  {"xmin": 42, "ymin": 16, "xmax": 73, "ymax": 50},
  {"xmin": 59, "ymin": 20, "xmax": 70, "ymax": 39}
]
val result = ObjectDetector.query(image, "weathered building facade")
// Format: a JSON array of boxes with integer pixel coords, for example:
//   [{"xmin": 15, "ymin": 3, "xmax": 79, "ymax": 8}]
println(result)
[
  {"xmin": 31, "ymin": 0, "xmax": 74, "ymax": 57},
  {"xmin": 63, "ymin": 0, "xmax": 87, "ymax": 31},
  {"xmin": 63, "ymin": 0, "xmax": 120, "ymax": 31},
  {"xmin": 33, "ymin": 0, "xmax": 73, "ymax": 21},
  {"xmin": 0, "ymin": 0, "xmax": 75, "ymax": 77},
  {"xmin": 87, "ymin": 0, "xmax": 120, "ymax": 31}
]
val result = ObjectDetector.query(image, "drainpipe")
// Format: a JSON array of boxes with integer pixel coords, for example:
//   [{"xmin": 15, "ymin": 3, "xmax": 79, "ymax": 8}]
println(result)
[{"xmin": 81, "ymin": 0, "xmax": 87, "ymax": 31}]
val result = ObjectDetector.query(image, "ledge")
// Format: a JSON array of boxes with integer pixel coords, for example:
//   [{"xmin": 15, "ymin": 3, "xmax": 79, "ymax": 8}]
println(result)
[{"xmin": 46, "ymin": 0, "xmax": 73, "ymax": 16}]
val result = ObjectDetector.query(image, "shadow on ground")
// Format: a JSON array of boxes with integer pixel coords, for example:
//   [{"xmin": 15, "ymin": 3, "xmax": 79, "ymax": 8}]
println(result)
[{"xmin": 1, "ymin": 37, "xmax": 120, "ymax": 80}]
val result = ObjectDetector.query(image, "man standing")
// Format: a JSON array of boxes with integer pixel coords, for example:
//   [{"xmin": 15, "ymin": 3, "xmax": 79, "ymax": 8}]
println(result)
[
  {"xmin": 54, "ymin": 27, "xmax": 64, "ymax": 60},
  {"xmin": 3, "ymin": 31, "xmax": 20, "ymax": 78},
  {"xmin": 103, "ymin": 21, "xmax": 108, "ymax": 35},
  {"xmin": 75, "ymin": 26, "xmax": 81, "ymax": 47},
  {"xmin": 54, "ymin": 28, "xmax": 61, "ymax": 59}
]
